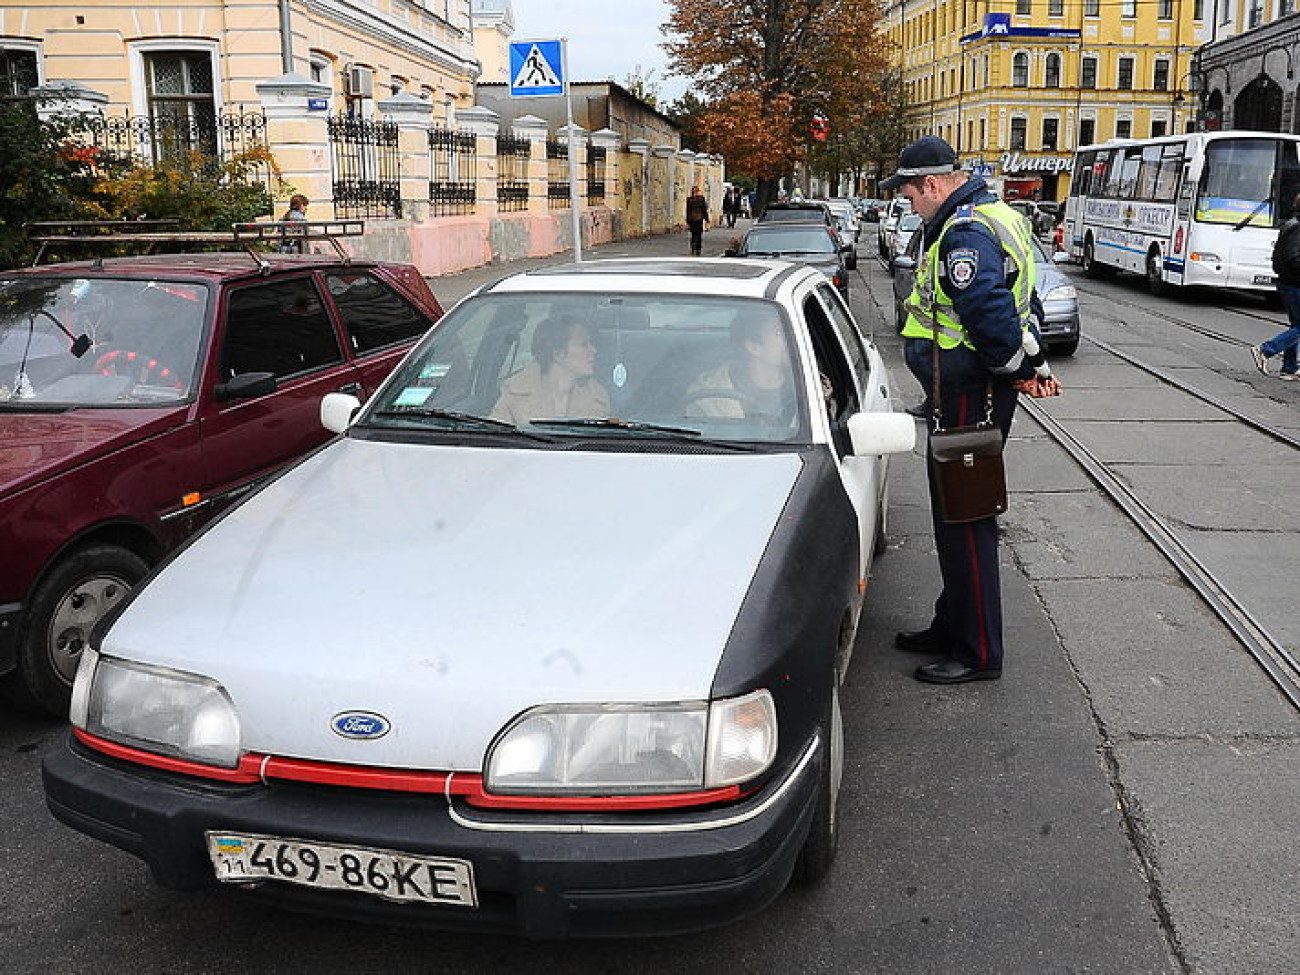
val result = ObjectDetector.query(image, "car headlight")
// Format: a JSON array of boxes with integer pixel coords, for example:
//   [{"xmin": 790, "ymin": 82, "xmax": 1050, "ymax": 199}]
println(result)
[
  {"xmin": 72, "ymin": 649, "xmax": 242, "ymax": 768},
  {"xmin": 485, "ymin": 689, "xmax": 777, "ymax": 795},
  {"xmin": 1042, "ymin": 284, "xmax": 1076, "ymax": 301}
]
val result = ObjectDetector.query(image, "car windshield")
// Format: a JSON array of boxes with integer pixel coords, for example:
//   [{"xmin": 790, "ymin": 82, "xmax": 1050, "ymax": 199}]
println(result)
[
  {"xmin": 744, "ymin": 227, "xmax": 834, "ymax": 255},
  {"xmin": 362, "ymin": 291, "xmax": 811, "ymax": 446},
  {"xmin": 0, "ymin": 277, "xmax": 208, "ymax": 406}
]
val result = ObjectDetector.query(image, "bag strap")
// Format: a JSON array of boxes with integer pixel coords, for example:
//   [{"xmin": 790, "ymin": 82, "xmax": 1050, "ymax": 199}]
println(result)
[{"xmin": 926, "ymin": 216, "xmax": 997, "ymax": 434}]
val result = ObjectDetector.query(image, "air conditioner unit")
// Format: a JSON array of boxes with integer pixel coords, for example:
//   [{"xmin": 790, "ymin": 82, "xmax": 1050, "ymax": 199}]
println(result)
[{"xmin": 345, "ymin": 66, "xmax": 374, "ymax": 98}]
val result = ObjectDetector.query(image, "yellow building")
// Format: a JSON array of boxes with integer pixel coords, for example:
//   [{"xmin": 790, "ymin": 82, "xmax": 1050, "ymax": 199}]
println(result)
[
  {"xmin": 881, "ymin": 0, "xmax": 1205, "ymax": 200},
  {"xmin": 0, "ymin": 0, "xmax": 480, "ymax": 121}
]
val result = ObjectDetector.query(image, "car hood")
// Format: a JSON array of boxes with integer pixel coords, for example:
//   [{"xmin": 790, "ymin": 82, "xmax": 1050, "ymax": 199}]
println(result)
[
  {"xmin": 102, "ymin": 438, "xmax": 804, "ymax": 771},
  {"xmin": 0, "ymin": 406, "xmax": 185, "ymax": 498}
]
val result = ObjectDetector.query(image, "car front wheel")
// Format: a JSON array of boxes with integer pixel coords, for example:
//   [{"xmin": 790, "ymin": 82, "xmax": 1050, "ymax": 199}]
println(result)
[
  {"xmin": 791, "ymin": 685, "xmax": 842, "ymax": 886},
  {"xmin": 2, "ymin": 545, "xmax": 149, "ymax": 716}
]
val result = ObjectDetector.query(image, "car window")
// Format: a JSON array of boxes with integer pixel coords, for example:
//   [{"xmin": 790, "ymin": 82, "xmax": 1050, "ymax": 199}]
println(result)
[
  {"xmin": 743, "ymin": 227, "xmax": 835, "ymax": 254},
  {"xmin": 0, "ymin": 276, "xmax": 207, "ymax": 405},
  {"xmin": 221, "ymin": 278, "xmax": 343, "ymax": 381},
  {"xmin": 816, "ymin": 283, "xmax": 870, "ymax": 388},
  {"xmin": 325, "ymin": 271, "xmax": 431, "ymax": 354},
  {"xmin": 363, "ymin": 292, "xmax": 812, "ymax": 445},
  {"xmin": 801, "ymin": 291, "xmax": 856, "ymax": 454}
]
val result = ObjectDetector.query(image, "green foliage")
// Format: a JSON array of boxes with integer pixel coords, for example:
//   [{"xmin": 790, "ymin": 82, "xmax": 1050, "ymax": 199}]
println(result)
[{"xmin": 0, "ymin": 104, "xmax": 284, "ymax": 269}]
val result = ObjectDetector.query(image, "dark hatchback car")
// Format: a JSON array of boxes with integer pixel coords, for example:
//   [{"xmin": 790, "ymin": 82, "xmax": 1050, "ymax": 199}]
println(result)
[
  {"xmin": 728, "ymin": 221, "xmax": 851, "ymax": 297},
  {"xmin": 0, "ymin": 227, "xmax": 443, "ymax": 715}
]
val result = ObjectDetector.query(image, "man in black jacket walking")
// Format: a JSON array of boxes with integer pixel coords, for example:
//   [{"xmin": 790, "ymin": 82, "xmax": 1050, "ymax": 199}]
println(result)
[{"xmin": 1254, "ymin": 192, "xmax": 1300, "ymax": 380}]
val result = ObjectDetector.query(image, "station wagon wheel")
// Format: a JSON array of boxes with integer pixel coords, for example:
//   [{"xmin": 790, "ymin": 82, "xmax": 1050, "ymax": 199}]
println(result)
[
  {"xmin": 2, "ymin": 545, "xmax": 149, "ymax": 716},
  {"xmin": 791, "ymin": 684, "xmax": 842, "ymax": 886}
]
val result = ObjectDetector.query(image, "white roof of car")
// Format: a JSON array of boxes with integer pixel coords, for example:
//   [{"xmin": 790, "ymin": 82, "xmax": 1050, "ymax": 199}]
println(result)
[{"xmin": 480, "ymin": 258, "xmax": 820, "ymax": 299}]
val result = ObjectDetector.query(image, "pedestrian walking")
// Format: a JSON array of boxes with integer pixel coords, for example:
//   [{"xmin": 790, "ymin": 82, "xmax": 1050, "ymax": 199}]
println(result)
[
  {"xmin": 884, "ymin": 135, "xmax": 1062, "ymax": 685},
  {"xmin": 685, "ymin": 186, "xmax": 710, "ymax": 256},
  {"xmin": 1253, "ymin": 192, "xmax": 1300, "ymax": 380},
  {"xmin": 279, "ymin": 194, "xmax": 309, "ymax": 254},
  {"xmin": 722, "ymin": 186, "xmax": 742, "ymax": 228}
]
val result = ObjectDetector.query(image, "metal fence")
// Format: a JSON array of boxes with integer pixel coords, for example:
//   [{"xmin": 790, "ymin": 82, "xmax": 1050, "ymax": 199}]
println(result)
[
  {"xmin": 71, "ymin": 106, "xmax": 273, "ymax": 187},
  {"xmin": 586, "ymin": 145, "xmax": 607, "ymax": 204},
  {"xmin": 546, "ymin": 139, "xmax": 570, "ymax": 208},
  {"xmin": 328, "ymin": 112, "xmax": 401, "ymax": 219},
  {"xmin": 496, "ymin": 133, "xmax": 531, "ymax": 212},
  {"xmin": 428, "ymin": 126, "xmax": 477, "ymax": 216}
]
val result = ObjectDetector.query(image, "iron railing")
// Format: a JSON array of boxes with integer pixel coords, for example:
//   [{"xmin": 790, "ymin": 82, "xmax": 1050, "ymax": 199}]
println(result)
[
  {"xmin": 428, "ymin": 126, "xmax": 477, "ymax": 216},
  {"xmin": 496, "ymin": 133, "xmax": 531, "ymax": 212},
  {"xmin": 586, "ymin": 145, "xmax": 607, "ymax": 204},
  {"xmin": 546, "ymin": 139, "xmax": 570, "ymax": 208},
  {"xmin": 328, "ymin": 112, "xmax": 401, "ymax": 219}
]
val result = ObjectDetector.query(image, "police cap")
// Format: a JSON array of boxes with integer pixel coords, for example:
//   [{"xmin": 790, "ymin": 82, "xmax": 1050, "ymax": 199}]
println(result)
[{"xmin": 879, "ymin": 136, "xmax": 960, "ymax": 192}]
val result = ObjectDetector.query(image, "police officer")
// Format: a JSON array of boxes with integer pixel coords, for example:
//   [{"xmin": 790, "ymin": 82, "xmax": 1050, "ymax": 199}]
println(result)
[{"xmin": 882, "ymin": 136, "xmax": 1062, "ymax": 684}]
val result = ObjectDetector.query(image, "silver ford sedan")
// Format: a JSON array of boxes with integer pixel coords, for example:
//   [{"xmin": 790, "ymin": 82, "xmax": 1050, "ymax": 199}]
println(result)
[{"xmin": 43, "ymin": 258, "xmax": 914, "ymax": 939}]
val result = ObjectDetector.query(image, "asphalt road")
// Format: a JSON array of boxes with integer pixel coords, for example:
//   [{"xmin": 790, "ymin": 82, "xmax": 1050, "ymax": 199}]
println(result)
[{"xmin": 2, "ymin": 223, "xmax": 1296, "ymax": 973}]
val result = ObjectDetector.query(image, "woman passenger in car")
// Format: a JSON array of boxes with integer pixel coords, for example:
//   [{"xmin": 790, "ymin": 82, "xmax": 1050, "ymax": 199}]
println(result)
[{"xmin": 491, "ymin": 314, "xmax": 611, "ymax": 424}]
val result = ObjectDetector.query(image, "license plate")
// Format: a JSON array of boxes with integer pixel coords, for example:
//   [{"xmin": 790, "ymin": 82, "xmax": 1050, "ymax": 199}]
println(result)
[
  {"xmin": 206, "ymin": 831, "xmax": 477, "ymax": 907},
  {"xmin": 1254, "ymin": 274, "xmax": 1276, "ymax": 285}
]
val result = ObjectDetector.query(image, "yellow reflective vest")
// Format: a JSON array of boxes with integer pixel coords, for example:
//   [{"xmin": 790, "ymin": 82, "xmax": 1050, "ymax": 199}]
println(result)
[{"xmin": 901, "ymin": 199, "xmax": 1037, "ymax": 351}]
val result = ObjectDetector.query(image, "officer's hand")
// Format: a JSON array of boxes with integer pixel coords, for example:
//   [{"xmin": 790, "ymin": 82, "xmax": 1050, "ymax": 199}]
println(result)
[{"xmin": 1013, "ymin": 376, "xmax": 1063, "ymax": 398}]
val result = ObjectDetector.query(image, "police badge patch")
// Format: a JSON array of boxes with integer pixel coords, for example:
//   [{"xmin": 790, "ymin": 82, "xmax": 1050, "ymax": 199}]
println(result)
[{"xmin": 947, "ymin": 248, "xmax": 979, "ymax": 289}]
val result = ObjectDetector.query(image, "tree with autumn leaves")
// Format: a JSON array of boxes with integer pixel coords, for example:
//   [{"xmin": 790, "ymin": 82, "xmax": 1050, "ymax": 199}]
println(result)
[{"xmin": 664, "ymin": 0, "xmax": 898, "ymax": 210}]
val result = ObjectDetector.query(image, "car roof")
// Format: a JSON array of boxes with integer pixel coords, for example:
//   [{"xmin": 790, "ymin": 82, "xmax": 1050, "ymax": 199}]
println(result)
[{"xmin": 480, "ymin": 258, "xmax": 821, "ymax": 299}]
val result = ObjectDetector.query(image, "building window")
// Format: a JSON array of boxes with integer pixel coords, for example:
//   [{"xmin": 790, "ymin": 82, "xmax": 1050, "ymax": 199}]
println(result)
[
  {"xmin": 1011, "ymin": 117, "xmax": 1027, "ymax": 150},
  {"xmin": 1017, "ymin": 0, "xmax": 1031, "ymax": 14},
  {"xmin": 1081, "ymin": 56, "xmax": 1098, "ymax": 89},
  {"xmin": 1079, "ymin": 118, "xmax": 1096, "ymax": 146},
  {"xmin": 1194, "ymin": 0, "xmax": 1204, "ymax": 17},
  {"xmin": 0, "ymin": 47, "xmax": 39, "ymax": 97},
  {"xmin": 1152, "ymin": 119, "xmax": 1168, "ymax": 137},
  {"xmin": 1085, "ymin": 0, "xmax": 1100, "ymax": 13},
  {"xmin": 1122, "ymin": 0, "xmax": 1137, "ymax": 15},
  {"xmin": 1046, "ymin": 53, "xmax": 1061, "ymax": 88},
  {"xmin": 1116, "ymin": 119, "xmax": 1132, "ymax": 139},
  {"xmin": 1042, "ymin": 117, "xmax": 1059, "ymax": 150},
  {"xmin": 1118, "ymin": 56, "xmax": 1134, "ymax": 90},
  {"xmin": 144, "ymin": 51, "xmax": 217, "ymax": 160},
  {"xmin": 1050, "ymin": 0, "xmax": 1064, "ymax": 13},
  {"xmin": 1013, "ymin": 53, "xmax": 1029, "ymax": 87},
  {"xmin": 980, "ymin": 117, "xmax": 986, "ymax": 147},
  {"xmin": 1248, "ymin": 0, "xmax": 1263, "ymax": 27},
  {"xmin": 1154, "ymin": 60, "xmax": 1170, "ymax": 91},
  {"xmin": 309, "ymin": 54, "xmax": 333, "ymax": 90},
  {"xmin": 1158, "ymin": 0, "xmax": 1174, "ymax": 17}
]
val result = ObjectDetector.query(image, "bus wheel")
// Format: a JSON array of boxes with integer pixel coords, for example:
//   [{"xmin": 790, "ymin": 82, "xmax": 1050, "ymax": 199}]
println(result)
[
  {"xmin": 1082, "ymin": 238, "xmax": 1106, "ymax": 278},
  {"xmin": 1146, "ymin": 250, "xmax": 1170, "ymax": 296}
]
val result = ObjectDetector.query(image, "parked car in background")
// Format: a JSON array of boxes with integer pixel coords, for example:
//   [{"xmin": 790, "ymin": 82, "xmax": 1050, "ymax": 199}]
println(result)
[
  {"xmin": 0, "ymin": 222, "xmax": 444, "ymax": 716},
  {"xmin": 43, "ymin": 258, "xmax": 916, "ymax": 939},
  {"xmin": 729, "ymin": 221, "xmax": 852, "ymax": 296},
  {"xmin": 891, "ymin": 228, "xmax": 1079, "ymax": 356},
  {"xmin": 877, "ymin": 198, "xmax": 913, "ymax": 260},
  {"xmin": 1008, "ymin": 200, "xmax": 1057, "ymax": 238},
  {"xmin": 822, "ymin": 199, "xmax": 861, "ymax": 241},
  {"xmin": 886, "ymin": 213, "xmax": 924, "ymax": 271},
  {"xmin": 756, "ymin": 201, "xmax": 835, "ymax": 227}
]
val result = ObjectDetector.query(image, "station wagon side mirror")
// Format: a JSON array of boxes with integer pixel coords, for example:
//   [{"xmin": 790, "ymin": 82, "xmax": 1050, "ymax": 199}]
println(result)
[
  {"xmin": 893, "ymin": 255, "xmax": 918, "ymax": 272},
  {"xmin": 214, "ymin": 371, "xmax": 277, "ymax": 402},
  {"xmin": 848, "ymin": 411, "xmax": 917, "ymax": 457},
  {"xmin": 321, "ymin": 391, "xmax": 362, "ymax": 433}
]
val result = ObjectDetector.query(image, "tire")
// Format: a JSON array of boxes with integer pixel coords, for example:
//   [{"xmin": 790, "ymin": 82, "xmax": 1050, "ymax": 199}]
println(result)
[
  {"xmin": 1, "ymin": 545, "xmax": 148, "ymax": 717},
  {"xmin": 1081, "ymin": 238, "xmax": 1102, "ymax": 278},
  {"xmin": 791, "ymin": 685, "xmax": 842, "ymax": 886}
]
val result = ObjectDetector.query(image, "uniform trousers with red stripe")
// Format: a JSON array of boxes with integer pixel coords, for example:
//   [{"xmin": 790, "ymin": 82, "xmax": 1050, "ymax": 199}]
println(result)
[{"xmin": 921, "ymin": 372, "xmax": 1019, "ymax": 672}]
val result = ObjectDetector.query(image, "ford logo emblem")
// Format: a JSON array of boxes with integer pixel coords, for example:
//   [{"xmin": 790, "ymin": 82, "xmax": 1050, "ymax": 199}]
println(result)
[{"xmin": 331, "ymin": 711, "xmax": 391, "ymax": 740}]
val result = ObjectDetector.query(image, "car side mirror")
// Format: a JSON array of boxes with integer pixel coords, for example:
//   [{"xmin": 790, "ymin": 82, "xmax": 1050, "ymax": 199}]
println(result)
[
  {"xmin": 893, "ymin": 255, "xmax": 918, "ymax": 272},
  {"xmin": 849, "ymin": 411, "xmax": 917, "ymax": 457},
  {"xmin": 1052, "ymin": 251, "xmax": 1071, "ymax": 264},
  {"xmin": 321, "ymin": 391, "xmax": 362, "ymax": 433},
  {"xmin": 214, "ymin": 371, "xmax": 277, "ymax": 402}
]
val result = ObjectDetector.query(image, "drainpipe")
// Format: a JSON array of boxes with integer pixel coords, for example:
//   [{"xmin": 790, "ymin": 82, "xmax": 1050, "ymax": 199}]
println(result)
[{"xmin": 279, "ymin": 0, "xmax": 295, "ymax": 74}]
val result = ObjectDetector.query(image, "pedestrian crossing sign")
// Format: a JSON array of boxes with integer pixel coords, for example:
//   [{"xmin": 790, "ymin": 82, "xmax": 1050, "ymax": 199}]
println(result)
[{"xmin": 509, "ymin": 40, "xmax": 565, "ymax": 98}]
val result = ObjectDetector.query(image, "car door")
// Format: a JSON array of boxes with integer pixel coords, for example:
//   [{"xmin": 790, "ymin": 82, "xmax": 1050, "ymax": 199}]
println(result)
[
  {"xmin": 197, "ymin": 275, "xmax": 363, "ymax": 513},
  {"xmin": 322, "ymin": 268, "xmax": 439, "ymax": 398}
]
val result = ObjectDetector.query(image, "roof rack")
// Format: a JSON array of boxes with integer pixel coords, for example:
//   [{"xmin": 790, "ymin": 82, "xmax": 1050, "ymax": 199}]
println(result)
[{"xmin": 25, "ymin": 219, "xmax": 366, "ymax": 270}]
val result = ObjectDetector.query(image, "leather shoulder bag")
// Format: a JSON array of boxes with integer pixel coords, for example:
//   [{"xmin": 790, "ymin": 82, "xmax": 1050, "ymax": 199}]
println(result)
[{"xmin": 927, "ymin": 335, "xmax": 1007, "ymax": 524}]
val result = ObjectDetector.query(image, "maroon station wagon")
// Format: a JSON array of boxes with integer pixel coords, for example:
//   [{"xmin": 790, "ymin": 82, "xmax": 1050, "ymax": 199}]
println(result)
[{"xmin": 0, "ymin": 240, "xmax": 444, "ymax": 716}]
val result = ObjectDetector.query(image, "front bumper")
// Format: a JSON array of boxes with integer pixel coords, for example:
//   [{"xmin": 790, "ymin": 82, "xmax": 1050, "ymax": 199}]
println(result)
[{"xmin": 43, "ymin": 731, "xmax": 822, "ymax": 939}]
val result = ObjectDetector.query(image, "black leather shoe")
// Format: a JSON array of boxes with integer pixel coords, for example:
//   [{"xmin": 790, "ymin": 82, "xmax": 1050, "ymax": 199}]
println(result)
[
  {"xmin": 894, "ymin": 628, "xmax": 949, "ymax": 654},
  {"xmin": 914, "ymin": 659, "xmax": 1002, "ymax": 684}
]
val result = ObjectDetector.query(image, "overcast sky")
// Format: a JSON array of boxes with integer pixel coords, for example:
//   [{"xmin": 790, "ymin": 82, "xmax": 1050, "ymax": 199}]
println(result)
[{"xmin": 510, "ymin": 0, "xmax": 691, "ymax": 104}]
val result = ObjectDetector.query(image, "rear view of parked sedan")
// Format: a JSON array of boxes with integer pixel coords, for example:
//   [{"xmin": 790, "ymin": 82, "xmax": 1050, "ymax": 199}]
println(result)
[
  {"xmin": 728, "ymin": 222, "xmax": 852, "ymax": 297},
  {"xmin": 43, "ymin": 258, "xmax": 915, "ymax": 939}
]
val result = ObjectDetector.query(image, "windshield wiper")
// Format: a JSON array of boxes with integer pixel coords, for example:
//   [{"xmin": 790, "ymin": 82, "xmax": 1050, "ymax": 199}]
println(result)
[
  {"xmin": 527, "ymin": 417, "xmax": 753, "ymax": 450},
  {"xmin": 370, "ymin": 407, "xmax": 555, "ymax": 441},
  {"xmin": 1233, "ymin": 198, "xmax": 1272, "ymax": 231}
]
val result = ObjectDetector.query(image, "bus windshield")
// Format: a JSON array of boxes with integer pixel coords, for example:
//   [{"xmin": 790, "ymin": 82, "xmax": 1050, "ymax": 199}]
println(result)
[{"xmin": 1196, "ymin": 138, "xmax": 1300, "ymax": 227}]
